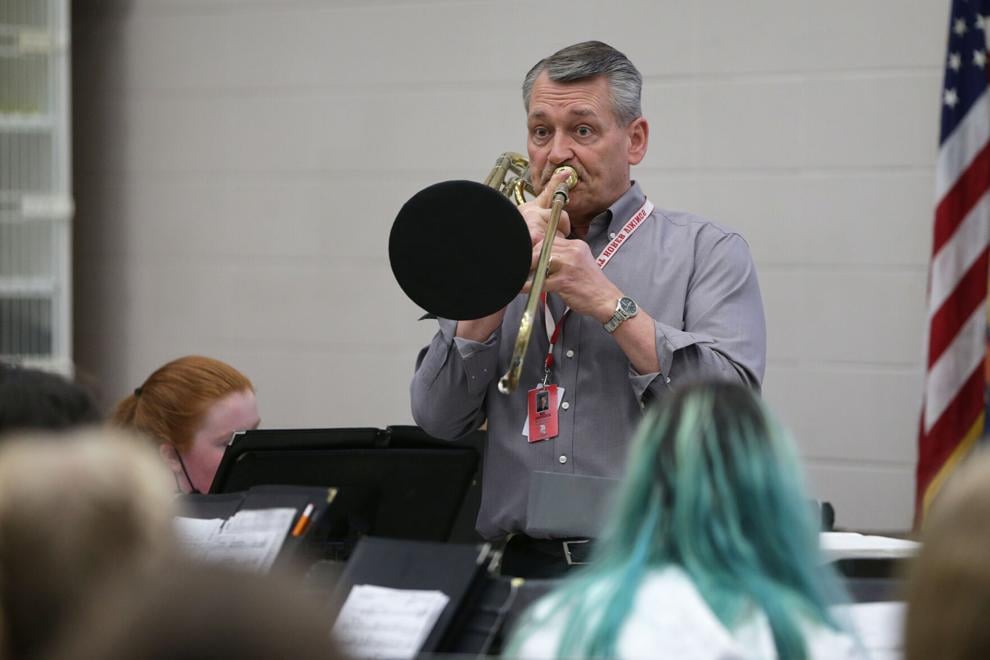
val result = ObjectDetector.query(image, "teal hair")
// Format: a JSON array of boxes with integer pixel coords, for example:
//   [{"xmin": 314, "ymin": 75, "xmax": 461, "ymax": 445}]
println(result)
[{"xmin": 506, "ymin": 382, "xmax": 848, "ymax": 659}]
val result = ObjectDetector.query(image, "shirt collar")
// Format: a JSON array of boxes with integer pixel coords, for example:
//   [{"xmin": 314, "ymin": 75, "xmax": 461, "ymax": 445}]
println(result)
[{"xmin": 583, "ymin": 181, "xmax": 647, "ymax": 243}]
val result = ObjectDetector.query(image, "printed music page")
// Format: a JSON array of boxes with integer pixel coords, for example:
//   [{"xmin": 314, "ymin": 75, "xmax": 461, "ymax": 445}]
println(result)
[
  {"xmin": 174, "ymin": 507, "xmax": 297, "ymax": 572},
  {"xmin": 331, "ymin": 584, "xmax": 450, "ymax": 659},
  {"xmin": 819, "ymin": 532, "xmax": 919, "ymax": 561}
]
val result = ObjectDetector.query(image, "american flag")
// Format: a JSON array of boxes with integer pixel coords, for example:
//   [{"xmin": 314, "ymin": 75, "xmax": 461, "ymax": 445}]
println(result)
[{"xmin": 918, "ymin": 0, "xmax": 990, "ymax": 522}]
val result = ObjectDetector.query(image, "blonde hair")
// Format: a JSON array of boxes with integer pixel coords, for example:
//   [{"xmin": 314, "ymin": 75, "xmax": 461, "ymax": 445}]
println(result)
[
  {"xmin": 905, "ymin": 450, "xmax": 990, "ymax": 660},
  {"xmin": 0, "ymin": 428, "xmax": 178, "ymax": 660},
  {"xmin": 47, "ymin": 560, "xmax": 345, "ymax": 660}
]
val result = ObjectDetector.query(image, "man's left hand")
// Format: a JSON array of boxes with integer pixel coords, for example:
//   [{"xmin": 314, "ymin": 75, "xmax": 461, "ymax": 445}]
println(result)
[{"xmin": 525, "ymin": 236, "xmax": 621, "ymax": 322}]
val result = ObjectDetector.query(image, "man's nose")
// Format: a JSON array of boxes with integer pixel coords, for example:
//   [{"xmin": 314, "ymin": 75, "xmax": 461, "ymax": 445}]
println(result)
[{"xmin": 548, "ymin": 132, "xmax": 575, "ymax": 165}]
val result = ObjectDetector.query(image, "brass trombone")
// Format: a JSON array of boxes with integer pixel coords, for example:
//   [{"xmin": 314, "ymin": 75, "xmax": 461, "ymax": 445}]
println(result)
[
  {"xmin": 483, "ymin": 151, "xmax": 533, "ymax": 204},
  {"xmin": 388, "ymin": 152, "xmax": 578, "ymax": 395},
  {"xmin": 497, "ymin": 161, "xmax": 577, "ymax": 394}
]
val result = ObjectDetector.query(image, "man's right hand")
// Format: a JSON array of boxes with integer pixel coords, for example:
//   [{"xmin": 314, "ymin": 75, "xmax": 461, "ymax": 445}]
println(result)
[
  {"xmin": 518, "ymin": 168, "xmax": 572, "ymax": 244},
  {"xmin": 456, "ymin": 169, "xmax": 573, "ymax": 343}
]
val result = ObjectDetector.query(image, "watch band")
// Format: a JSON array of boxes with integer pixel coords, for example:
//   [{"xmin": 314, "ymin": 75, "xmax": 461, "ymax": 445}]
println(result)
[{"xmin": 604, "ymin": 296, "xmax": 638, "ymax": 334}]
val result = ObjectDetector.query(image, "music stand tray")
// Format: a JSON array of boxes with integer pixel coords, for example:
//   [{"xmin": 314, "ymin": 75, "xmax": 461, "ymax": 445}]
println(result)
[{"xmin": 209, "ymin": 427, "xmax": 479, "ymax": 554}]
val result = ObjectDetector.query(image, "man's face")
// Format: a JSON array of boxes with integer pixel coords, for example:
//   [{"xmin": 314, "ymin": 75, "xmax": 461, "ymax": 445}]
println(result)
[{"xmin": 526, "ymin": 72, "xmax": 648, "ymax": 223}]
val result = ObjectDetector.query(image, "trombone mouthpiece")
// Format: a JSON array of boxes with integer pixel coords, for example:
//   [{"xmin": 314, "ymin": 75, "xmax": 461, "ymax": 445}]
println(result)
[
  {"xmin": 552, "ymin": 166, "xmax": 578, "ymax": 203},
  {"xmin": 554, "ymin": 166, "xmax": 578, "ymax": 190}
]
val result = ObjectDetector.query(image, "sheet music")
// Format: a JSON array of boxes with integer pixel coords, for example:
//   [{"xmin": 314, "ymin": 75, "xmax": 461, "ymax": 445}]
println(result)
[
  {"xmin": 331, "ymin": 584, "xmax": 450, "ymax": 659},
  {"xmin": 174, "ymin": 508, "xmax": 297, "ymax": 572},
  {"xmin": 174, "ymin": 517, "xmax": 225, "ymax": 556},
  {"xmin": 820, "ymin": 532, "xmax": 919, "ymax": 561},
  {"xmin": 832, "ymin": 601, "xmax": 905, "ymax": 660}
]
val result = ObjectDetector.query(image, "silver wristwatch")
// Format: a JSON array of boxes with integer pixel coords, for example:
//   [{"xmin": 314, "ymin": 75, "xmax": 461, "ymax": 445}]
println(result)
[{"xmin": 604, "ymin": 296, "xmax": 638, "ymax": 333}]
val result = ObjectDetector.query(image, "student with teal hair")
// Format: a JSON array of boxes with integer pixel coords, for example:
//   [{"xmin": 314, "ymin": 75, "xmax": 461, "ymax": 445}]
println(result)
[{"xmin": 506, "ymin": 382, "xmax": 863, "ymax": 659}]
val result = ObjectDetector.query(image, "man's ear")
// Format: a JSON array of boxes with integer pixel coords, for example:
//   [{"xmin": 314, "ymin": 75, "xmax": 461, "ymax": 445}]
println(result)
[{"xmin": 627, "ymin": 117, "xmax": 649, "ymax": 166}]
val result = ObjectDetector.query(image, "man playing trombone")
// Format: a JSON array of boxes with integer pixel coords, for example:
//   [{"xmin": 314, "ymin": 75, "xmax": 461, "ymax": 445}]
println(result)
[{"xmin": 410, "ymin": 41, "xmax": 766, "ymax": 577}]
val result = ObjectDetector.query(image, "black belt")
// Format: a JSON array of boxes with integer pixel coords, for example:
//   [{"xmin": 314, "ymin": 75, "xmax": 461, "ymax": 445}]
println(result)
[{"xmin": 506, "ymin": 535, "xmax": 595, "ymax": 566}]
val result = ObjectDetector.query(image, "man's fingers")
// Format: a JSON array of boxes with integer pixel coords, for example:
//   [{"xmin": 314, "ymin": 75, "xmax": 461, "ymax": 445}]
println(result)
[
  {"xmin": 530, "ymin": 237, "xmax": 567, "ymax": 279},
  {"xmin": 531, "ymin": 239, "xmax": 549, "ymax": 270},
  {"xmin": 554, "ymin": 209, "xmax": 571, "ymax": 239},
  {"xmin": 533, "ymin": 168, "xmax": 572, "ymax": 208}
]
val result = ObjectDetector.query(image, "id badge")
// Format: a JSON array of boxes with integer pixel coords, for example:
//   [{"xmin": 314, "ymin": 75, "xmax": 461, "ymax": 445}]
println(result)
[{"xmin": 527, "ymin": 384, "xmax": 559, "ymax": 443}]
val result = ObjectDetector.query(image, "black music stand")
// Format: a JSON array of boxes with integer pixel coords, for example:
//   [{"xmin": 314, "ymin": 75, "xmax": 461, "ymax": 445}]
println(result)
[
  {"xmin": 178, "ymin": 484, "xmax": 336, "ymax": 572},
  {"xmin": 329, "ymin": 537, "xmax": 493, "ymax": 656},
  {"xmin": 209, "ymin": 427, "xmax": 479, "ymax": 558}
]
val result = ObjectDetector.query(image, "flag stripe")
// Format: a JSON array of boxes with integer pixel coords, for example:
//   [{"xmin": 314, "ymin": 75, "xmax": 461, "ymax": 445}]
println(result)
[
  {"xmin": 925, "ymin": 302, "xmax": 987, "ymax": 433},
  {"xmin": 933, "ymin": 139, "xmax": 990, "ymax": 256},
  {"xmin": 928, "ymin": 192, "xmax": 990, "ymax": 319},
  {"xmin": 918, "ymin": 0, "xmax": 990, "ymax": 524},
  {"xmin": 920, "ymin": 363, "xmax": 985, "ymax": 491},
  {"xmin": 928, "ymin": 248, "xmax": 989, "ymax": 367},
  {"xmin": 936, "ymin": 91, "xmax": 990, "ymax": 200}
]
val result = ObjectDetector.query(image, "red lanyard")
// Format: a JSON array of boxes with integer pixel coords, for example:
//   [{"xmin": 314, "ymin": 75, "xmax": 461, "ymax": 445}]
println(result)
[{"xmin": 540, "ymin": 199, "xmax": 655, "ymax": 383}]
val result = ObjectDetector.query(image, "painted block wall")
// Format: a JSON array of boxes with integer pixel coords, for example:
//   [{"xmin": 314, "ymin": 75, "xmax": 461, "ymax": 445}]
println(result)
[{"xmin": 72, "ymin": 0, "xmax": 947, "ymax": 531}]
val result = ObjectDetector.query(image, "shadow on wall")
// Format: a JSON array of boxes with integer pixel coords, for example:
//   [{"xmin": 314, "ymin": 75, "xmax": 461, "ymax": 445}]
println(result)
[{"xmin": 71, "ymin": 0, "xmax": 134, "ymax": 411}]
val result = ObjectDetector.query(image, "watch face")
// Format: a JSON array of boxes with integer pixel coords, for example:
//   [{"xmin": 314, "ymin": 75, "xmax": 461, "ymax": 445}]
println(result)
[{"xmin": 619, "ymin": 297, "xmax": 638, "ymax": 315}]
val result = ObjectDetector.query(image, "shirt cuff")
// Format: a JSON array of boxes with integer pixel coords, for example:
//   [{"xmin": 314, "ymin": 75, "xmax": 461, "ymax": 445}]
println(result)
[
  {"xmin": 628, "ymin": 365, "xmax": 670, "ymax": 403},
  {"xmin": 629, "ymin": 320, "xmax": 707, "ymax": 402},
  {"xmin": 439, "ymin": 318, "xmax": 499, "ymax": 352},
  {"xmin": 452, "ymin": 333, "xmax": 498, "ymax": 359},
  {"xmin": 443, "ymin": 319, "xmax": 501, "ymax": 394}
]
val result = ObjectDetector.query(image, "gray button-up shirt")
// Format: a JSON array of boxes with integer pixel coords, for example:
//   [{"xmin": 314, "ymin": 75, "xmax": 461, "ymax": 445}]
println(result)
[{"xmin": 410, "ymin": 182, "xmax": 766, "ymax": 540}]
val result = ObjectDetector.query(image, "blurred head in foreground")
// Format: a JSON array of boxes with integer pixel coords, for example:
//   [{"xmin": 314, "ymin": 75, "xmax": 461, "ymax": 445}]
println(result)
[
  {"xmin": 0, "ymin": 362, "xmax": 101, "ymax": 437},
  {"xmin": 905, "ymin": 450, "xmax": 990, "ymax": 660},
  {"xmin": 508, "ymin": 381, "xmax": 855, "ymax": 659},
  {"xmin": 46, "ymin": 559, "xmax": 343, "ymax": 660},
  {"xmin": 0, "ymin": 428, "xmax": 177, "ymax": 660}
]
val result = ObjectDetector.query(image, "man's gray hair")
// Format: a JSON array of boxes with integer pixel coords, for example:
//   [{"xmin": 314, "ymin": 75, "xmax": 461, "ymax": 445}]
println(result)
[{"xmin": 522, "ymin": 41, "xmax": 643, "ymax": 126}]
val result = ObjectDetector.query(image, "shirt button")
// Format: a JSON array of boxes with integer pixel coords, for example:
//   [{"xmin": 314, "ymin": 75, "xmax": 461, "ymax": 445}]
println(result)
[
  {"xmin": 561, "ymin": 401, "xmax": 570, "ymax": 410},
  {"xmin": 609, "ymin": 232, "xmax": 616, "ymax": 239},
  {"xmin": 565, "ymin": 349, "xmax": 575, "ymax": 358},
  {"xmin": 559, "ymin": 455, "xmax": 567, "ymax": 464}
]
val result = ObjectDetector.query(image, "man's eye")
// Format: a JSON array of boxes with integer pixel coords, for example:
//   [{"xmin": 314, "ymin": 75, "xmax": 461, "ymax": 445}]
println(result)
[
  {"xmin": 576, "ymin": 126, "xmax": 593, "ymax": 137},
  {"xmin": 532, "ymin": 127, "xmax": 550, "ymax": 140}
]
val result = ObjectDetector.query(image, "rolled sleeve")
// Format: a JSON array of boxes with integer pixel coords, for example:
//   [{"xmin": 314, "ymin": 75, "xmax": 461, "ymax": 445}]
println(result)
[
  {"xmin": 410, "ymin": 318, "xmax": 501, "ymax": 439},
  {"xmin": 452, "ymin": 329, "xmax": 501, "ymax": 397},
  {"xmin": 641, "ymin": 233, "xmax": 766, "ymax": 401},
  {"xmin": 628, "ymin": 363, "xmax": 671, "ymax": 403}
]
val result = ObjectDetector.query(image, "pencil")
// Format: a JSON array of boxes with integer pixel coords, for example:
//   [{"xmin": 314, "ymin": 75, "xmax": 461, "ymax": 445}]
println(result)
[{"xmin": 291, "ymin": 503, "xmax": 314, "ymax": 537}]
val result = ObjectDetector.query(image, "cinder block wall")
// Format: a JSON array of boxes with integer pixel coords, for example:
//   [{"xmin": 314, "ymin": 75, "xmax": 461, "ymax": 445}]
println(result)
[{"xmin": 72, "ymin": 0, "xmax": 947, "ymax": 531}]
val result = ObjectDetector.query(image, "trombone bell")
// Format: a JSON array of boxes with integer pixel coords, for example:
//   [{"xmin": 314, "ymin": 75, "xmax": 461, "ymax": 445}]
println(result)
[
  {"xmin": 389, "ymin": 180, "xmax": 531, "ymax": 321},
  {"xmin": 388, "ymin": 154, "xmax": 577, "ymax": 395}
]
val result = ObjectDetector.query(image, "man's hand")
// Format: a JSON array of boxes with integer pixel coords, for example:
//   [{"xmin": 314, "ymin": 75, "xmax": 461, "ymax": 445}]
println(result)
[
  {"xmin": 517, "ymin": 168, "xmax": 573, "ymax": 245},
  {"xmin": 524, "ymin": 235, "xmax": 622, "ymax": 322},
  {"xmin": 528, "ymin": 235, "xmax": 661, "ymax": 374}
]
